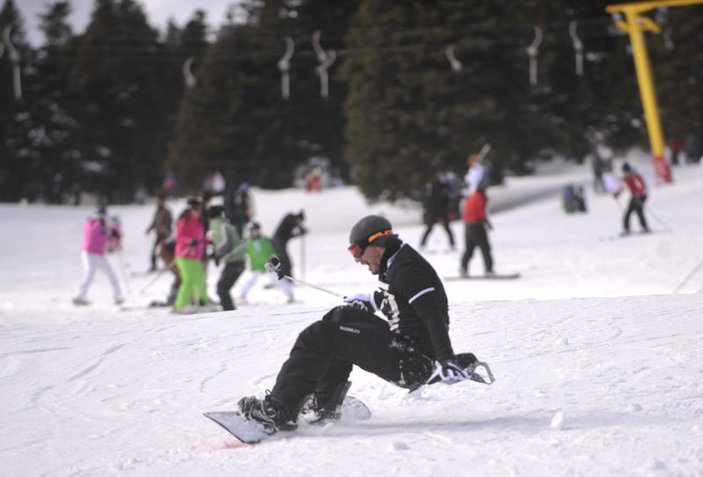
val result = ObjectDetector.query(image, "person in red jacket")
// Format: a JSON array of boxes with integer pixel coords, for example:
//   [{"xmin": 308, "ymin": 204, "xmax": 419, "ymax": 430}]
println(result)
[
  {"xmin": 460, "ymin": 187, "xmax": 494, "ymax": 277},
  {"xmin": 615, "ymin": 163, "xmax": 650, "ymax": 235}
]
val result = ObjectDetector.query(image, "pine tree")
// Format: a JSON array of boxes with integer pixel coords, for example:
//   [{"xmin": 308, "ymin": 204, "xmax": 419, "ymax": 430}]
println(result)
[
  {"xmin": 0, "ymin": 0, "xmax": 35, "ymax": 201},
  {"xmin": 654, "ymin": 4, "xmax": 703, "ymax": 164},
  {"xmin": 341, "ymin": 0, "xmax": 548, "ymax": 202},
  {"xmin": 71, "ymin": 0, "xmax": 173, "ymax": 202},
  {"xmin": 25, "ymin": 1, "xmax": 83, "ymax": 203},
  {"xmin": 168, "ymin": 0, "xmax": 354, "ymax": 192}
]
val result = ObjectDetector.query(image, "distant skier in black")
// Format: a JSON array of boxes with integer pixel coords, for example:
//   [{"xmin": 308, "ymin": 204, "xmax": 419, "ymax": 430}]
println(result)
[
  {"xmin": 419, "ymin": 173, "xmax": 455, "ymax": 251},
  {"xmin": 272, "ymin": 210, "xmax": 307, "ymax": 279},
  {"xmin": 224, "ymin": 181, "xmax": 254, "ymax": 236},
  {"xmin": 235, "ymin": 215, "xmax": 489, "ymax": 435}
]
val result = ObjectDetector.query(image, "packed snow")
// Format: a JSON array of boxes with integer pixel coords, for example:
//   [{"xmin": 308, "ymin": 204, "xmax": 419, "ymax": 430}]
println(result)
[{"xmin": 1, "ymin": 150, "xmax": 702, "ymax": 477}]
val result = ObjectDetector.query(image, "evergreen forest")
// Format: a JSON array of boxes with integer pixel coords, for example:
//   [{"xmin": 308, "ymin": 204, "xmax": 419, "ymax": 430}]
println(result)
[{"xmin": 0, "ymin": 0, "xmax": 701, "ymax": 204}]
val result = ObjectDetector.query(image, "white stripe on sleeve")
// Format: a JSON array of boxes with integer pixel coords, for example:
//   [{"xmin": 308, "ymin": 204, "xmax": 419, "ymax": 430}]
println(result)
[{"xmin": 408, "ymin": 287, "xmax": 435, "ymax": 304}]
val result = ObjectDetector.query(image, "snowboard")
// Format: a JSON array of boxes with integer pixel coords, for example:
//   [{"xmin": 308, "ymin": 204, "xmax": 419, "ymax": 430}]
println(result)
[
  {"xmin": 444, "ymin": 272, "xmax": 520, "ymax": 281},
  {"xmin": 598, "ymin": 230, "xmax": 658, "ymax": 242},
  {"xmin": 204, "ymin": 395, "xmax": 372, "ymax": 445}
]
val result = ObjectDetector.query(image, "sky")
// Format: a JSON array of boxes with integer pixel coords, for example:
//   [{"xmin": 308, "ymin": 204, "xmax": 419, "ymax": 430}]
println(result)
[
  {"xmin": 16, "ymin": 0, "xmax": 236, "ymax": 46},
  {"xmin": 1, "ymin": 149, "xmax": 702, "ymax": 475}
]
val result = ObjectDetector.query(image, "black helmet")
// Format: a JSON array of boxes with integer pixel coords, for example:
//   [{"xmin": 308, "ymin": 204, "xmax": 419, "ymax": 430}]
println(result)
[
  {"xmin": 186, "ymin": 196, "xmax": 202, "ymax": 208},
  {"xmin": 622, "ymin": 162, "xmax": 632, "ymax": 173},
  {"xmin": 348, "ymin": 215, "xmax": 396, "ymax": 257},
  {"xmin": 207, "ymin": 205, "xmax": 224, "ymax": 219}
]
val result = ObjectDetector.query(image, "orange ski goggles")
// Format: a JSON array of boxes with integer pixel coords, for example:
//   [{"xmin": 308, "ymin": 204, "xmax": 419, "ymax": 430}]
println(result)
[{"xmin": 348, "ymin": 229, "xmax": 393, "ymax": 259}]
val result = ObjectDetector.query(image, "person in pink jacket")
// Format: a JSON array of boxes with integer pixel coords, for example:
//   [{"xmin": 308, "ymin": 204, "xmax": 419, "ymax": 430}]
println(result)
[
  {"xmin": 173, "ymin": 197, "xmax": 208, "ymax": 312},
  {"xmin": 73, "ymin": 206, "xmax": 124, "ymax": 306}
]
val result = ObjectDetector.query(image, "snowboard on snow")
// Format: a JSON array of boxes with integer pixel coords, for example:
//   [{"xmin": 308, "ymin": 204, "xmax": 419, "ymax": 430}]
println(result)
[
  {"xmin": 204, "ymin": 395, "xmax": 372, "ymax": 445},
  {"xmin": 444, "ymin": 272, "xmax": 521, "ymax": 281},
  {"xmin": 598, "ymin": 230, "xmax": 659, "ymax": 242},
  {"xmin": 204, "ymin": 353, "xmax": 495, "ymax": 444}
]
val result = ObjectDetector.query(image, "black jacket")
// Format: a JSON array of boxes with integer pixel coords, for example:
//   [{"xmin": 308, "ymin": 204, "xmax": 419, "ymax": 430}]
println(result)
[{"xmin": 372, "ymin": 238, "xmax": 455, "ymax": 361}]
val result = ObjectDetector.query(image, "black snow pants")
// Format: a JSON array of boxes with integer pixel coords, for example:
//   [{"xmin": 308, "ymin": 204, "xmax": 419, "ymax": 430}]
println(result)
[
  {"xmin": 623, "ymin": 195, "xmax": 649, "ymax": 232},
  {"xmin": 461, "ymin": 222, "xmax": 493, "ymax": 274},
  {"xmin": 420, "ymin": 211, "xmax": 455, "ymax": 248},
  {"xmin": 217, "ymin": 260, "xmax": 245, "ymax": 311},
  {"xmin": 270, "ymin": 306, "xmax": 433, "ymax": 411},
  {"xmin": 272, "ymin": 237, "xmax": 293, "ymax": 279}
]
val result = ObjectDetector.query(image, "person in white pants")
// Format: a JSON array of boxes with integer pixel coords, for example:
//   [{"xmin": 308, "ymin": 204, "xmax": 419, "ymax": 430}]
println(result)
[
  {"xmin": 239, "ymin": 222, "xmax": 294, "ymax": 304},
  {"xmin": 239, "ymin": 270, "xmax": 294, "ymax": 304},
  {"xmin": 73, "ymin": 207, "xmax": 124, "ymax": 305}
]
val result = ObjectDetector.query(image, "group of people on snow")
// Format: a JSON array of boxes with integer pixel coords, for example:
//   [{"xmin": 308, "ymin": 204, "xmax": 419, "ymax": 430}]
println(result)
[
  {"xmin": 73, "ymin": 148, "xmax": 655, "ymax": 310},
  {"xmin": 419, "ymin": 151, "xmax": 494, "ymax": 277},
  {"xmin": 156, "ymin": 193, "xmax": 306, "ymax": 313},
  {"xmin": 73, "ymin": 180, "xmax": 307, "ymax": 312}
]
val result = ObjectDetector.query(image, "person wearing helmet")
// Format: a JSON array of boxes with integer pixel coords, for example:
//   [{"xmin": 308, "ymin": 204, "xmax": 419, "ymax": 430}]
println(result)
[
  {"xmin": 614, "ymin": 163, "xmax": 650, "ymax": 235},
  {"xmin": 235, "ymin": 215, "xmax": 482, "ymax": 436}
]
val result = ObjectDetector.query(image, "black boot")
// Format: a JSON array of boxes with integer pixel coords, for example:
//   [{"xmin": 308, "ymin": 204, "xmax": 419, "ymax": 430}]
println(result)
[
  {"xmin": 237, "ymin": 393, "xmax": 298, "ymax": 434},
  {"xmin": 301, "ymin": 381, "xmax": 352, "ymax": 424}
]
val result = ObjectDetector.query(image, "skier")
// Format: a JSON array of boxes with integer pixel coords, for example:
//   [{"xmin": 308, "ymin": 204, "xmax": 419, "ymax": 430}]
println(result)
[
  {"xmin": 419, "ymin": 173, "xmax": 455, "ymax": 251},
  {"xmin": 239, "ymin": 222, "xmax": 294, "ymax": 304},
  {"xmin": 73, "ymin": 206, "xmax": 124, "ymax": 306},
  {"xmin": 272, "ymin": 210, "xmax": 307, "ymax": 280},
  {"xmin": 614, "ymin": 163, "xmax": 650, "ymax": 235},
  {"xmin": 235, "ymin": 215, "xmax": 483, "ymax": 435},
  {"xmin": 464, "ymin": 152, "xmax": 488, "ymax": 196},
  {"xmin": 144, "ymin": 193, "xmax": 172, "ymax": 273},
  {"xmin": 173, "ymin": 197, "xmax": 208, "ymax": 313},
  {"xmin": 225, "ymin": 181, "xmax": 255, "ymax": 236},
  {"xmin": 207, "ymin": 205, "xmax": 246, "ymax": 311},
  {"xmin": 460, "ymin": 187, "xmax": 494, "ymax": 277},
  {"xmin": 153, "ymin": 237, "xmax": 180, "ymax": 307}
]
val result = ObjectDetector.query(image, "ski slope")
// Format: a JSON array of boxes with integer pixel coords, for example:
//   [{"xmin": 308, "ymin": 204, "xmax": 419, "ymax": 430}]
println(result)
[{"xmin": 1, "ymin": 151, "xmax": 702, "ymax": 476}]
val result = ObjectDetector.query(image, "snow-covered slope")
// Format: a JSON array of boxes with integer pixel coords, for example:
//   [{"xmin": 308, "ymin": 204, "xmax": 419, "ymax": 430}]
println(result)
[{"xmin": 1, "ymin": 155, "xmax": 702, "ymax": 476}]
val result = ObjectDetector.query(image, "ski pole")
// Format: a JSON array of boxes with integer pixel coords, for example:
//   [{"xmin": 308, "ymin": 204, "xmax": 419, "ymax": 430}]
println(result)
[
  {"xmin": 673, "ymin": 256, "xmax": 703, "ymax": 294},
  {"xmin": 139, "ymin": 241, "xmax": 190, "ymax": 294},
  {"xmin": 266, "ymin": 258, "xmax": 343, "ymax": 299},
  {"xmin": 301, "ymin": 233, "xmax": 306, "ymax": 281},
  {"xmin": 478, "ymin": 143, "xmax": 491, "ymax": 161},
  {"xmin": 117, "ymin": 250, "xmax": 132, "ymax": 294},
  {"xmin": 645, "ymin": 206, "xmax": 672, "ymax": 232},
  {"xmin": 139, "ymin": 260, "xmax": 173, "ymax": 293}
]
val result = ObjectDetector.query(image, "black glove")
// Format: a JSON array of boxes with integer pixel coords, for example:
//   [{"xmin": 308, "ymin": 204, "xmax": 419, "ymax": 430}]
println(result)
[
  {"xmin": 189, "ymin": 238, "xmax": 198, "ymax": 247},
  {"xmin": 427, "ymin": 358, "xmax": 471, "ymax": 385},
  {"xmin": 265, "ymin": 256, "xmax": 284, "ymax": 279}
]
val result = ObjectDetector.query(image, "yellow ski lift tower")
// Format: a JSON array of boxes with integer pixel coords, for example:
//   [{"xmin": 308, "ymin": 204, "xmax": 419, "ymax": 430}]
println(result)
[{"xmin": 606, "ymin": 0, "xmax": 703, "ymax": 184}]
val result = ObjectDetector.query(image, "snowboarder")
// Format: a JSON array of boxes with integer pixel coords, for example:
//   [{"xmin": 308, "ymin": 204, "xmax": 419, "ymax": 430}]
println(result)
[
  {"xmin": 419, "ymin": 173, "xmax": 455, "ymax": 251},
  {"xmin": 173, "ymin": 197, "xmax": 208, "ymax": 312},
  {"xmin": 144, "ymin": 193, "xmax": 172, "ymax": 272},
  {"xmin": 235, "ymin": 215, "xmax": 484, "ymax": 435},
  {"xmin": 614, "ymin": 163, "xmax": 650, "ymax": 235},
  {"xmin": 207, "ymin": 205, "xmax": 246, "ymax": 311},
  {"xmin": 460, "ymin": 187, "xmax": 494, "ymax": 277},
  {"xmin": 73, "ymin": 206, "xmax": 124, "ymax": 306},
  {"xmin": 239, "ymin": 222, "xmax": 294, "ymax": 304},
  {"xmin": 272, "ymin": 210, "xmax": 307, "ymax": 280}
]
